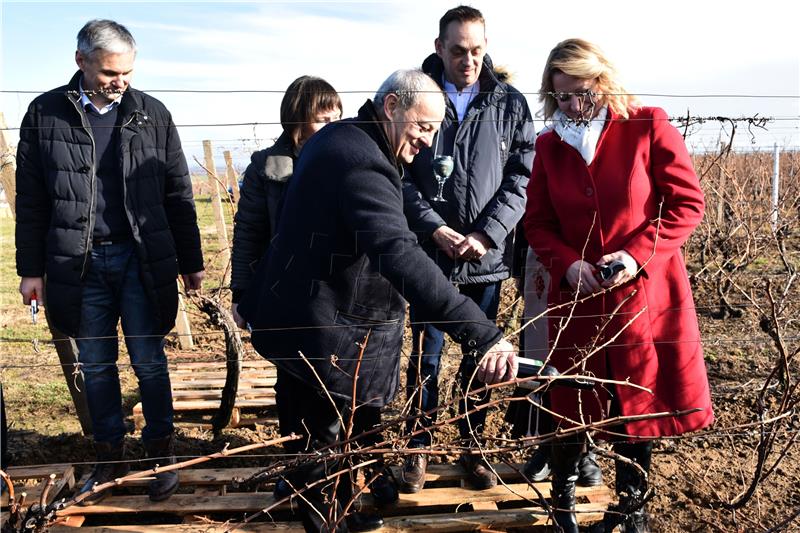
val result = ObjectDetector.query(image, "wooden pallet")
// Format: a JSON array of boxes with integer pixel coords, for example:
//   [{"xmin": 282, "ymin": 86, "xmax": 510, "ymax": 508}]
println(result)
[
  {"xmin": 132, "ymin": 359, "xmax": 277, "ymax": 430},
  {"xmin": 1, "ymin": 463, "xmax": 76, "ymax": 508},
  {"xmin": 46, "ymin": 463, "xmax": 612, "ymax": 532}
]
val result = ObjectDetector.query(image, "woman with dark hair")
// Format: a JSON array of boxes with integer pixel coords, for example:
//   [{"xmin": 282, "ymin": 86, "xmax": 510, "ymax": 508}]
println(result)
[
  {"xmin": 231, "ymin": 75, "xmax": 342, "ymax": 324},
  {"xmin": 524, "ymin": 39, "xmax": 713, "ymax": 532}
]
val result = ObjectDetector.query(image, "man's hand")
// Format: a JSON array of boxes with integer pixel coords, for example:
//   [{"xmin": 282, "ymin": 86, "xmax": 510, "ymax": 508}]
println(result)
[
  {"xmin": 565, "ymin": 260, "xmax": 601, "ymax": 295},
  {"xmin": 20, "ymin": 277, "xmax": 44, "ymax": 305},
  {"xmin": 476, "ymin": 338, "xmax": 517, "ymax": 384},
  {"xmin": 455, "ymin": 231, "xmax": 492, "ymax": 262},
  {"xmin": 432, "ymin": 225, "xmax": 465, "ymax": 260},
  {"xmin": 596, "ymin": 250, "xmax": 638, "ymax": 288},
  {"xmin": 181, "ymin": 271, "xmax": 205, "ymax": 292},
  {"xmin": 231, "ymin": 302, "xmax": 247, "ymax": 329}
]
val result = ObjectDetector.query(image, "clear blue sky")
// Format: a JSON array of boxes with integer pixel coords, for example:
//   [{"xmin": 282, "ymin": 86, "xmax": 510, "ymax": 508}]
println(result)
[{"xmin": 2, "ymin": 0, "xmax": 798, "ymax": 169}]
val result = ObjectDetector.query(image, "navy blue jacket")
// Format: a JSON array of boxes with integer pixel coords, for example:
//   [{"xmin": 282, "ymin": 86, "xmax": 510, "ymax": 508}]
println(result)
[
  {"xmin": 403, "ymin": 54, "xmax": 534, "ymax": 284},
  {"xmin": 238, "ymin": 101, "xmax": 503, "ymax": 407}
]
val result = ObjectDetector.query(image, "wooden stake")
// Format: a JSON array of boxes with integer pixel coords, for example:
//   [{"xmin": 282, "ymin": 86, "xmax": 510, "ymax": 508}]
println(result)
[
  {"xmin": 0, "ymin": 112, "xmax": 18, "ymax": 218},
  {"xmin": 202, "ymin": 140, "xmax": 231, "ymax": 286},
  {"xmin": 223, "ymin": 150, "xmax": 240, "ymax": 205},
  {"xmin": 175, "ymin": 291, "xmax": 194, "ymax": 349}
]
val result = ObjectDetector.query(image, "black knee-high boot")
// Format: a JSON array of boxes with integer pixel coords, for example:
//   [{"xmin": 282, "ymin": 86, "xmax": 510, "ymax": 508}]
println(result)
[
  {"xmin": 592, "ymin": 441, "xmax": 653, "ymax": 533},
  {"xmin": 549, "ymin": 441, "xmax": 583, "ymax": 533}
]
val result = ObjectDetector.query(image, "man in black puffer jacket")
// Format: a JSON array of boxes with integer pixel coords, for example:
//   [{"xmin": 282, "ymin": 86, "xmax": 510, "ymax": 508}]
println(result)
[
  {"xmin": 15, "ymin": 20, "xmax": 204, "ymax": 504},
  {"xmin": 400, "ymin": 5, "xmax": 535, "ymax": 492},
  {"xmin": 238, "ymin": 69, "xmax": 517, "ymax": 533}
]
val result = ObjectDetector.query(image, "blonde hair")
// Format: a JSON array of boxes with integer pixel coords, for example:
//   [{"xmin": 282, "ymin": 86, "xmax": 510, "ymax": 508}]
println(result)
[{"xmin": 539, "ymin": 38, "xmax": 638, "ymax": 120}]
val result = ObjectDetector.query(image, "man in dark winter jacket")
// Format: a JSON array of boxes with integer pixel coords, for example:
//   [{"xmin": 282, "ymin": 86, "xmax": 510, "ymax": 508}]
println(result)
[
  {"xmin": 400, "ymin": 5, "xmax": 535, "ymax": 493},
  {"xmin": 15, "ymin": 19, "xmax": 204, "ymax": 504},
  {"xmin": 238, "ymin": 69, "xmax": 517, "ymax": 533}
]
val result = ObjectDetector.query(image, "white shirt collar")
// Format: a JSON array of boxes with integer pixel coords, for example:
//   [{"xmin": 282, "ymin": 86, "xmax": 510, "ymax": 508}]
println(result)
[
  {"xmin": 79, "ymin": 78, "xmax": 122, "ymax": 115},
  {"xmin": 442, "ymin": 76, "xmax": 478, "ymax": 123},
  {"xmin": 552, "ymin": 106, "xmax": 608, "ymax": 165}
]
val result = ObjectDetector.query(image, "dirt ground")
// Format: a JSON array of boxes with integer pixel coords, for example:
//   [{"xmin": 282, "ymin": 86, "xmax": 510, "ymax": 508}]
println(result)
[{"xmin": 3, "ymin": 277, "xmax": 799, "ymax": 532}]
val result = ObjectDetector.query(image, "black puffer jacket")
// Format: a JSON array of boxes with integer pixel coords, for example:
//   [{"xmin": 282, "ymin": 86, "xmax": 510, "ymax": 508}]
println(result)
[
  {"xmin": 238, "ymin": 102, "xmax": 502, "ymax": 407},
  {"xmin": 15, "ymin": 71, "xmax": 204, "ymax": 337},
  {"xmin": 230, "ymin": 133, "xmax": 294, "ymax": 302},
  {"xmin": 403, "ymin": 54, "xmax": 534, "ymax": 283}
]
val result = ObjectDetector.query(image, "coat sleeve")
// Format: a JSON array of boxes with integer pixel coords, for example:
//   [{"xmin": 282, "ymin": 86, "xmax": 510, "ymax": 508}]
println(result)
[
  {"xmin": 15, "ymin": 105, "xmax": 50, "ymax": 278},
  {"xmin": 162, "ymin": 112, "xmax": 204, "ymax": 275},
  {"xmin": 524, "ymin": 139, "xmax": 583, "ymax": 289},
  {"xmin": 341, "ymin": 164, "xmax": 502, "ymax": 354},
  {"xmin": 621, "ymin": 108, "xmax": 705, "ymax": 275},
  {"xmin": 473, "ymin": 95, "xmax": 535, "ymax": 248},
  {"xmin": 231, "ymin": 151, "xmax": 270, "ymax": 299},
  {"xmin": 401, "ymin": 171, "xmax": 447, "ymax": 237}
]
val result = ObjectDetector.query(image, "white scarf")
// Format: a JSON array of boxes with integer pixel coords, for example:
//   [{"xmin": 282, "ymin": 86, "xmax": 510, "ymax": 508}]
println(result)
[{"xmin": 551, "ymin": 106, "xmax": 608, "ymax": 165}]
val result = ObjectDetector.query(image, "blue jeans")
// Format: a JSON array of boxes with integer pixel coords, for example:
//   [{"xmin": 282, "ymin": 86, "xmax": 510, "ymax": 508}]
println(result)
[
  {"xmin": 405, "ymin": 281, "xmax": 501, "ymax": 447},
  {"xmin": 76, "ymin": 241, "xmax": 173, "ymax": 444}
]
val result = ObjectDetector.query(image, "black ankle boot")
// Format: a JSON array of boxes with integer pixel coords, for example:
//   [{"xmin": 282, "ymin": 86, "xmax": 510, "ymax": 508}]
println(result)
[
  {"xmin": 143, "ymin": 433, "xmax": 179, "ymax": 501},
  {"xmin": 549, "ymin": 441, "xmax": 582, "ymax": 533},
  {"xmin": 78, "ymin": 440, "xmax": 130, "ymax": 505},
  {"xmin": 594, "ymin": 441, "xmax": 653, "ymax": 533}
]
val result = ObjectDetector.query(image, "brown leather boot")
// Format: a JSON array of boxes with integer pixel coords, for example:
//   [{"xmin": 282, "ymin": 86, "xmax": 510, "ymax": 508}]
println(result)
[
  {"xmin": 78, "ymin": 440, "xmax": 130, "ymax": 506},
  {"xmin": 399, "ymin": 453, "xmax": 428, "ymax": 493}
]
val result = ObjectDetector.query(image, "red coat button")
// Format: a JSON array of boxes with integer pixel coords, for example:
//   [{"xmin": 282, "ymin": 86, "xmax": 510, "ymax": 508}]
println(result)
[{"xmin": 585, "ymin": 187, "xmax": 594, "ymax": 197}]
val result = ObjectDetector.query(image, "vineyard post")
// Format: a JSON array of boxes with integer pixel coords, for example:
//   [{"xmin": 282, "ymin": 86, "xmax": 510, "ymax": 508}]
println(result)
[
  {"xmin": 771, "ymin": 143, "xmax": 780, "ymax": 231},
  {"xmin": 202, "ymin": 140, "xmax": 231, "ymax": 286},
  {"xmin": 0, "ymin": 112, "xmax": 17, "ymax": 218},
  {"xmin": 224, "ymin": 150, "xmax": 240, "ymax": 205}
]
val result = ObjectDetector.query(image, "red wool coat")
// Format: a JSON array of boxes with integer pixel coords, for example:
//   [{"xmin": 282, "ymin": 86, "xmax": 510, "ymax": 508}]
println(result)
[{"xmin": 524, "ymin": 106, "xmax": 714, "ymax": 439}]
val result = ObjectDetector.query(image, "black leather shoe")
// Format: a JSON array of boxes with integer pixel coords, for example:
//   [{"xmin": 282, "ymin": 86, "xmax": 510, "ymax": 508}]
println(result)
[
  {"xmin": 399, "ymin": 453, "xmax": 427, "ymax": 494},
  {"xmin": 459, "ymin": 454, "xmax": 497, "ymax": 490},
  {"xmin": 346, "ymin": 511, "xmax": 384, "ymax": 532},
  {"xmin": 369, "ymin": 466, "xmax": 399, "ymax": 506},
  {"xmin": 523, "ymin": 447, "xmax": 551, "ymax": 482},
  {"xmin": 578, "ymin": 450, "xmax": 603, "ymax": 487},
  {"xmin": 78, "ymin": 440, "xmax": 130, "ymax": 506},
  {"xmin": 274, "ymin": 477, "xmax": 292, "ymax": 500}
]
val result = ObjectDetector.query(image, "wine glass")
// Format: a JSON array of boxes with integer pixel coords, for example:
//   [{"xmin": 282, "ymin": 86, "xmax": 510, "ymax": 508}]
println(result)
[{"xmin": 431, "ymin": 155, "xmax": 454, "ymax": 202}]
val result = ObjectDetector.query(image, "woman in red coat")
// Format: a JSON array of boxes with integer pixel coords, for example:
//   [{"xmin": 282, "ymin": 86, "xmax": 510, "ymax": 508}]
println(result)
[{"xmin": 524, "ymin": 39, "xmax": 713, "ymax": 532}]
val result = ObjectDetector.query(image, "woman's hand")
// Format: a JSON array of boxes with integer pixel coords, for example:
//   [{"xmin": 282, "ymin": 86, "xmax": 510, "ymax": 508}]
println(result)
[
  {"xmin": 566, "ymin": 260, "xmax": 601, "ymax": 295},
  {"xmin": 596, "ymin": 250, "xmax": 638, "ymax": 288}
]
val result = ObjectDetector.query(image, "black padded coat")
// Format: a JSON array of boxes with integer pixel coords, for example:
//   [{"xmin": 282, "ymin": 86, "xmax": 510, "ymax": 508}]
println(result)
[{"xmin": 15, "ymin": 71, "xmax": 204, "ymax": 337}]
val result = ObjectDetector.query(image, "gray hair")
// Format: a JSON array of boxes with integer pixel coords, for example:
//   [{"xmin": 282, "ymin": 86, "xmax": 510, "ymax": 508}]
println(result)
[
  {"xmin": 77, "ymin": 19, "xmax": 136, "ymax": 58},
  {"xmin": 374, "ymin": 69, "xmax": 445, "ymax": 110}
]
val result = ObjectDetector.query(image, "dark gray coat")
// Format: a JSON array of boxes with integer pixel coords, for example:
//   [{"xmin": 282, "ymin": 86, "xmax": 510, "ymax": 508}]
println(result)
[
  {"xmin": 15, "ymin": 71, "xmax": 204, "ymax": 337},
  {"xmin": 403, "ymin": 54, "xmax": 535, "ymax": 284},
  {"xmin": 238, "ymin": 102, "xmax": 502, "ymax": 407},
  {"xmin": 230, "ymin": 133, "xmax": 294, "ymax": 302}
]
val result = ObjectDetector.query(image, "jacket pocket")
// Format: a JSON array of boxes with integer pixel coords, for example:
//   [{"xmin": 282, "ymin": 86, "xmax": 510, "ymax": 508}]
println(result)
[{"xmin": 326, "ymin": 310, "xmax": 403, "ymax": 407}]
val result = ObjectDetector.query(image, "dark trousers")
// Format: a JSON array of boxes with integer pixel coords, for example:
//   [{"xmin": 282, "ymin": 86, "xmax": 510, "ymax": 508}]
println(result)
[
  {"xmin": 76, "ymin": 241, "xmax": 173, "ymax": 445},
  {"xmin": 275, "ymin": 368, "xmax": 384, "ymax": 532},
  {"xmin": 405, "ymin": 281, "xmax": 501, "ymax": 447}
]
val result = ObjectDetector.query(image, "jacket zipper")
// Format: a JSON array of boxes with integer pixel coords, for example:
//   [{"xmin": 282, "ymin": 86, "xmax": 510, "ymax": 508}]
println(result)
[{"xmin": 67, "ymin": 92, "xmax": 97, "ymax": 279}]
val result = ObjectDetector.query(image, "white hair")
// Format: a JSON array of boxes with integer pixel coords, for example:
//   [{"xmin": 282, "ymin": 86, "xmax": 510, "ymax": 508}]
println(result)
[{"xmin": 374, "ymin": 69, "xmax": 445, "ymax": 110}]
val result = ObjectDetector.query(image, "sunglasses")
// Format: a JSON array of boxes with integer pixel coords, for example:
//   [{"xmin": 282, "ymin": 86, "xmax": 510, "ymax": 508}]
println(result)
[{"xmin": 551, "ymin": 89, "xmax": 596, "ymax": 103}]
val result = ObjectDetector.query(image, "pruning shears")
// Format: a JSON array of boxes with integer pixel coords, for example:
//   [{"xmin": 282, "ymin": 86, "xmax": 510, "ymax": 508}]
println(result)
[{"xmin": 30, "ymin": 290, "xmax": 39, "ymax": 324}]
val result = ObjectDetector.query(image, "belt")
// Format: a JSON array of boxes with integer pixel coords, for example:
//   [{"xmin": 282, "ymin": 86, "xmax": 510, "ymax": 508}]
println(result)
[{"xmin": 92, "ymin": 237, "xmax": 131, "ymax": 246}]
